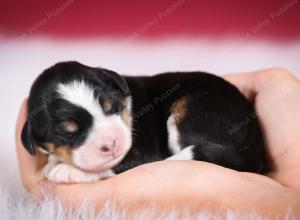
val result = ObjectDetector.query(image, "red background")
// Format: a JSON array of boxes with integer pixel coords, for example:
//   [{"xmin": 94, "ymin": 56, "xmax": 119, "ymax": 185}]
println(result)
[{"xmin": 1, "ymin": 0, "xmax": 300, "ymax": 41}]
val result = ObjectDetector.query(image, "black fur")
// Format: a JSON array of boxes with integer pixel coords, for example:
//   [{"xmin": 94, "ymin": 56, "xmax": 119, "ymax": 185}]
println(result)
[
  {"xmin": 22, "ymin": 61, "xmax": 266, "ymax": 174},
  {"xmin": 114, "ymin": 73, "xmax": 266, "ymax": 173}
]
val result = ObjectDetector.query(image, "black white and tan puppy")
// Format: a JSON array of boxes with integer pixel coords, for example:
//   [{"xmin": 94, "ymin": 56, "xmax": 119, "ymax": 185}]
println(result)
[{"xmin": 21, "ymin": 61, "xmax": 266, "ymax": 183}]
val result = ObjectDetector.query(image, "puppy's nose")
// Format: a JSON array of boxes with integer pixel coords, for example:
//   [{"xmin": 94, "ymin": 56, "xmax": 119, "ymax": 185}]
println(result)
[
  {"xmin": 99, "ymin": 139, "xmax": 117, "ymax": 154},
  {"xmin": 100, "ymin": 145, "xmax": 110, "ymax": 152}
]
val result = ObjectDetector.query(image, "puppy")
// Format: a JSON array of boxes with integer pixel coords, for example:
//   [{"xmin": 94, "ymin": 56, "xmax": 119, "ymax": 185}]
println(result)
[{"xmin": 21, "ymin": 61, "xmax": 266, "ymax": 183}]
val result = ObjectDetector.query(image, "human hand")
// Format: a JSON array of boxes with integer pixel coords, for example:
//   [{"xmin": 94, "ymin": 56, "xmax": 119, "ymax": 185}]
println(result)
[
  {"xmin": 225, "ymin": 67, "xmax": 300, "ymax": 189},
  {"xmin": 15, "ymin": 68, "xmax": 300, "ymax": 217}
]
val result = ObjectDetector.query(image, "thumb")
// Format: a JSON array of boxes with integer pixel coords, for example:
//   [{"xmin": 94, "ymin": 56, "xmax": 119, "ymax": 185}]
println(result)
[{"xmin": 15, "ymin": 99, "xmax": 48, "ymax": 191}]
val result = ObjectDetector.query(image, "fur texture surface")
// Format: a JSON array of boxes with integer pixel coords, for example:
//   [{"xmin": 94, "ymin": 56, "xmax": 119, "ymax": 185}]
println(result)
[{"xmin": 0, "ymin": 184, "xmax": 296, "ymax": 220}]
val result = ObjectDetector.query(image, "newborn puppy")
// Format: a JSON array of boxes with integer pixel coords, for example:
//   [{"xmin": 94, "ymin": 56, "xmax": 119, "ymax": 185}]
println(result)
[{"xmin": 21, "ymin": 61, "xmax": 266, "ymax": 183}]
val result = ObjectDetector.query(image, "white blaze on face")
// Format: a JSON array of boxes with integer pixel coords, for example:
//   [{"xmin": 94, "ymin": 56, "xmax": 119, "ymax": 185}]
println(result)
[{"xmin": 57, "ymin": 80, "xmax": 132, "ymax": 172}]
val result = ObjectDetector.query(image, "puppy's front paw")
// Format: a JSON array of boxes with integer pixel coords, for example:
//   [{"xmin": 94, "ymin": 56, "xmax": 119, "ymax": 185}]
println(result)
[{"xmin": 44, "ymin": 163, "xmax": 102, "ymax": 183}]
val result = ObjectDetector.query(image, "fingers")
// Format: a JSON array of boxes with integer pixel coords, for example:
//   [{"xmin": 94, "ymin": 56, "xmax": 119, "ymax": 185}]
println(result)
[
  {"xmin": 15, "ymin": 99, "xmax": 48, "ymax": 191},
  {"xmin": 223, "ymin": 67, "xmax": 298, "ymax": 101},
  {"xmin": 224, "ymin": 71, "xmax": 258, "ymax": 101},
  {"xmin": 223, "ymin": 68, "xmax": 273, "ymax": 101}
]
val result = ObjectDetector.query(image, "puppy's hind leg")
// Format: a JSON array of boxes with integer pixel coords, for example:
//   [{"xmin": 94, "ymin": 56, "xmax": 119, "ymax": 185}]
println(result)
[{"xmin": 166, "ymin": 146, "xmax": 194, "ymax": 160}]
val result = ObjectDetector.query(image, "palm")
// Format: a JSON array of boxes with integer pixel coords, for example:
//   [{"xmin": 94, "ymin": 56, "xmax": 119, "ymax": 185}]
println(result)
[{"xmin": 225, "ymin": 69, "xmax": 300, "ymax": 188}]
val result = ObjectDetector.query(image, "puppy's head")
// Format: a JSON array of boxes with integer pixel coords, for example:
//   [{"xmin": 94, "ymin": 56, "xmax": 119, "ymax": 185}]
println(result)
[{"xmin": 21, "ymin": 61, "xmax": 132, "ymax": 172}]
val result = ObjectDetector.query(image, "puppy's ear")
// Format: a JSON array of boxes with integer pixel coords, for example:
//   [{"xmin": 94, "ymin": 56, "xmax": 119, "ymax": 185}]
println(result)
[
  {"xmin": 101, "ymin": 69, "xmax": 130, "ymax": 96},
  {"xmin": 21, "ymin": 121, "xmax": 36, "ymax": 155}
]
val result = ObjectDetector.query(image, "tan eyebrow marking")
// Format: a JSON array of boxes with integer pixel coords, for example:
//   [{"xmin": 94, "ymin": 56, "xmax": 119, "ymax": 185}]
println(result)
[
  {"xmin": 63, "ymin": 120, "xmax": 79, "ymax": 133},
  {"xmin": 121, "ymin": 107, "xmax": 132, "ymax": 126},
  {"xmin": 120, "ymin": 99, "xmax": 132, "ymax": 126}
]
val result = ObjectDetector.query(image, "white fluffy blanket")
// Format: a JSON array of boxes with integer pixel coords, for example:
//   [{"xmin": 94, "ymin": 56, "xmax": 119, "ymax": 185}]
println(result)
[{"xmin": 0, "ymin": 184, "xmax": 296, "ymax": 219}]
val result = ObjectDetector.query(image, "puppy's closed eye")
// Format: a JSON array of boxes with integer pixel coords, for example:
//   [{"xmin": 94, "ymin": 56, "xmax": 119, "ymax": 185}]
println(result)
[
  {"xmin": 63, "ymin": 120, "xmax": 79, "ymax": 133},
  {"xmin": 100, "ymin": 97, "xmax": 124, "ymax": 114}
]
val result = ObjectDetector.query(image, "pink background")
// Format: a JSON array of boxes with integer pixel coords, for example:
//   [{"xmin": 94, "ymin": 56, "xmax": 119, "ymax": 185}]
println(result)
[
  {"xmin": 1, "ymin": 0, "xmax": 300, "ymax": 40},
  {"xmin": 0, "ymin": 0, "xmax": 299, "ymax": 191}
]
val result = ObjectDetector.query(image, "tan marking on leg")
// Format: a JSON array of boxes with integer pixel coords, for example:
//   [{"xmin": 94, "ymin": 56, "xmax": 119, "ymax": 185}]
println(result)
[
  {"xmin": 168, "ymin": 97, "xmax": 189, "ymax": 154},
  {"xmin": 170, "ymin": 96, "xmax": 188, "ymax": 124},
  {"xmin": 54, "ymin": 147, "xmax": 74, "ymax": 164},
  {"xmin": 43, "ymin": 142, "xmax": 73, "ymax": 164},
  {"xmin": 43, "ymin": 142, "xmax": 56, "ymax": 153}
]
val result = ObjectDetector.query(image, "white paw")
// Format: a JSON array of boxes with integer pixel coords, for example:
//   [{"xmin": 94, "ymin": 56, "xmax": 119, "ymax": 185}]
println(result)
[{"xmin": 44, "ymin": 163, "xmax": 110, "ymax": 183}]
